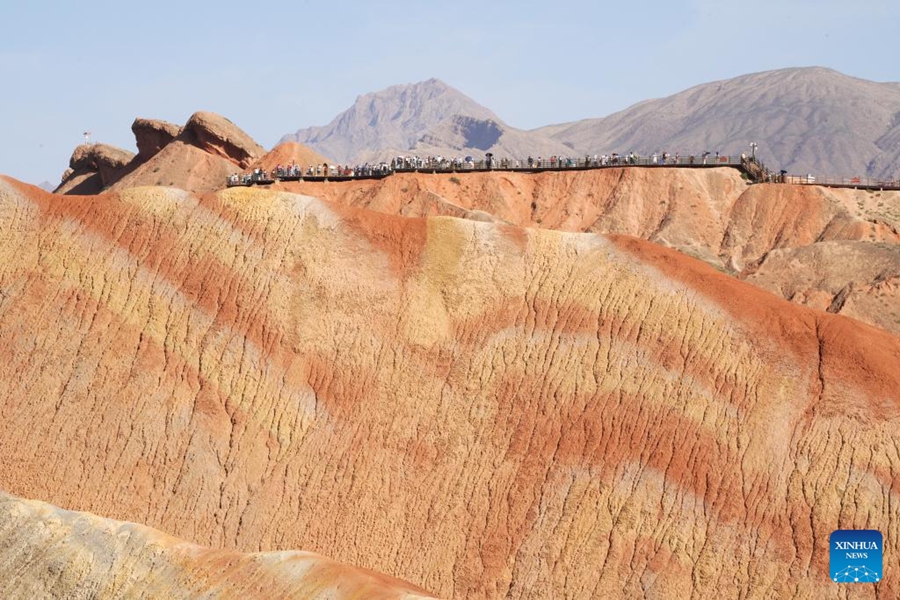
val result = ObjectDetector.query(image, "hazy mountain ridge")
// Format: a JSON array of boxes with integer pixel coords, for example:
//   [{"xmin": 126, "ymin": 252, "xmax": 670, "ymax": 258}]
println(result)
[
  {"xmin": 284, "ymin": 68, "xmax": 900, "ymax": 178},
  {"xmin": 538, "ymin": 67, "xmax": 900, "ymax": 178},
  {"xmin": 281, "ymin": 78, "xmax": 573, "ymax": 163}
]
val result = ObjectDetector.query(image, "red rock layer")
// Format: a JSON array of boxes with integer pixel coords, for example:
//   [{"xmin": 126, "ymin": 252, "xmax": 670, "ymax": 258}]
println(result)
[
  {"xmin": 0, "ymin": 176, "xmax": 897, "ymax": 598},
  {"xmin": 277, "ymin": 169, "xmax": 900, "ymax": 334}
]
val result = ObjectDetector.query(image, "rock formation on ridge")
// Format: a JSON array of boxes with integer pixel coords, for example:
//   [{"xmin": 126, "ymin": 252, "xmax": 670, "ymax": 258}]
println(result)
[
  {"xmin": 132, "ymin": 117, "xmax": 182, "ymax": 160},
  {"xmin": 251, "ymin": 141, "xmax": 331, "ymax": 173},
  {"xmin": 180, "ymin": 111, "xmax": 265, "ymax": 168},
  {"xmin": 0, "ymin": 175, "xmax": 897, "ymax": 598},
  {"xmin": 55, "ymin": 112, "xmax": 312, "ymax": 195},
  {"xmin": 109, "ymin": 140, "xmax": 242, "ymax": 194}
]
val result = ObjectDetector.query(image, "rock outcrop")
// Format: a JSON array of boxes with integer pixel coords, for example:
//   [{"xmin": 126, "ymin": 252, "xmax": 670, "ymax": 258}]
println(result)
[
  {"xmin": 181, "ymin": 111, "xmax": 265, "ymax": 168},
  {"xmin": 55, "ymin": 143, "xmax": 136, "ymax": 195},
  {"xmin": 68, "ymin": 143, "xmax": 135, "ymax": 180},
  {"xmin": 55, "ymin": 112, "xmax": 282, "ymax": 194},
  {"xmin": 132, "ymin": 117, "xmax": 182, "ymax": 159},
  {"xmin": 0, "ymin": 491, "xmax": 438, "ymax": 599},
  {"xmin": 0, "ymin": 176, "xmax": 897, "ymax": 599}
]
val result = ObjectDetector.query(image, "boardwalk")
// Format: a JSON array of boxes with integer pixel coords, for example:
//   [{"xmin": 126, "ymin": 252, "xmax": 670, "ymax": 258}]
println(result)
[
  {"xmin": 226, "ymin": 155, "xmax": 900, "ymax": 191},
  {"xmin": 228, "ymin": 155, "xmax": 763, "ymax": 187},
  {"xmin": 781, "ymin": 174, "xmax": 900, "ymax": 191}
]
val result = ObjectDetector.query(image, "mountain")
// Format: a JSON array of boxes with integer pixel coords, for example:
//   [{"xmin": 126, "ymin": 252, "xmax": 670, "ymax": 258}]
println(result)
[
  {"xmin": 284, "ymin": 68, "xmax": 900, "ymax": 177},
  {"xmin": 280, "ymin": 79, "xmax": 573, "ymax": 164},
  {"xmin": 0, "ymin": 492, "xmax": 438, "ymax": 599},
  {"xmin": 536, "ymin": 67, "xmax": 900, "ymax": 178},
  {"xmin": 1, "ymin": 176, "xmax": 898, "ymax": 598}
]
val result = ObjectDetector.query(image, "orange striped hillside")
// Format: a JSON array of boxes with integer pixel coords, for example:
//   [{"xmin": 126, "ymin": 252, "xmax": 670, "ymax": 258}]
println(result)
[{"xmin": 0, "ymin": 176, "xmax": 897, "ymax": 599}]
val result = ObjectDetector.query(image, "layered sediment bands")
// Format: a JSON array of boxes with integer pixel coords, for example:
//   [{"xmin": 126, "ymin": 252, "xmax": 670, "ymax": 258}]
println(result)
[
  {"xmin": 0, "ymin": 492, "xmax": 438, "ymax": 599},
  {"xmin": 279, "ymin": 168, "xmax": 748, "ymax": 255},
  {"xmin": 744, "ymin": 241, "xmax": 900, "ymax": 332},
  {"xmin": 721, "ymin": 183, "xmax": 900, "ymax": 266},
  {"xmin": 279, "ymin": 169, "xmax": 900, "ymax": 334},
  {"xmin": 0, "ymin": 177, "xmax": 898, "ymax": 598}
]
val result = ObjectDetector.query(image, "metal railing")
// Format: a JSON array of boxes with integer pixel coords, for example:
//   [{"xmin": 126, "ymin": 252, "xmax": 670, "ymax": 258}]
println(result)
[
  {"xmin": 779, "ymin": 174, "xmax": 900, "ymax": 190},
  {"xmin": 393, "ymin": 155, "xmax": 745, "ymax": 171},
  {"xmin": 223, "ymin": 158, "xmax": 900, "ymax": 193},
  {"xmin": 226, "ymin": 154, "xmax": 757, "ymax": 187}
]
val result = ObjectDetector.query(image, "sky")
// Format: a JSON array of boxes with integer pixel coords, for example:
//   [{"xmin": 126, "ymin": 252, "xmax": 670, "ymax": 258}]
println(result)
[{"xmin": 1, "ymin": 0, "xmax": 897, "ymax": 186}]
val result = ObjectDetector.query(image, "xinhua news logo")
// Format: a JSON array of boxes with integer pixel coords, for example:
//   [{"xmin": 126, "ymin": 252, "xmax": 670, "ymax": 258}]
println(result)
[{"xmin": 830, "ymin": 530, "xmax": 882, "ymax": 583}]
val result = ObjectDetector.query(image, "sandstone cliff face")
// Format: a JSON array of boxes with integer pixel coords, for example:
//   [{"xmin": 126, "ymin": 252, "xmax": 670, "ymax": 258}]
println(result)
[
  {"xmin": 279, "ymin": 169, "xmax": 900, "ymax": 335},
  {"xmin": 721, "ymin": 183, "xmax": 900, "ymax": 268},
  {"xmin": 0, "ymin": 492, "xmax": 438, "ymax": 599},
  {"xmin": 0, "ymin": 176, "xmax": 897, "ymax": 599}
]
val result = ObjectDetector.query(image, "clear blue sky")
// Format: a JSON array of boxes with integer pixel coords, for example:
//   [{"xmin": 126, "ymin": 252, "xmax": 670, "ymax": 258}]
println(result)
[{"xmin": 1, "ymin": 0, "xmax": 896, "ymax": 185}]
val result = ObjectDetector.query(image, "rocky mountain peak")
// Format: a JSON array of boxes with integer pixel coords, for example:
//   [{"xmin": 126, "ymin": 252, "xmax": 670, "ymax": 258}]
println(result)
[
  {"xmin": 280, "ymin": 78, "xmax": 568, "ymax": 163},
  {"xmin": 282, "ymin": 78, "xmax": 501, "ymax": 159}
]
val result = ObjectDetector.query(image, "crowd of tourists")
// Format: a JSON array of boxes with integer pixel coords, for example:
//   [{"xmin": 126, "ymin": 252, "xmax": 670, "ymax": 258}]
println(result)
[
  {"xmin": 228, "ymin": 161, "xmax": 395, "ymax": 185},
  {"xmin": 389, "ymin": 151, "xmax": 732, "ymax": 170},
  {"xmin": 226, "ymin": 150, "xmax": 748, "ymax": 187}
]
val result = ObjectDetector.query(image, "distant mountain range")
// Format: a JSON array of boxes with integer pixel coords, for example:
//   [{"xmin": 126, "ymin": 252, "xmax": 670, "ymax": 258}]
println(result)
[
  {"xmin": 281, "ymin": 68, "xmax": 900, "ymax": 178},
  {"xmin": 281, "ymin": 78, "xmax": 573, "ymax": 164}
]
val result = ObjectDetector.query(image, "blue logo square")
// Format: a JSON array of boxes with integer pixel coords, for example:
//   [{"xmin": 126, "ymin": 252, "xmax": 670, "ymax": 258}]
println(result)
[{"xmin": 830, "ymin": 530, "xmax": 882, "ymax": 583}]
